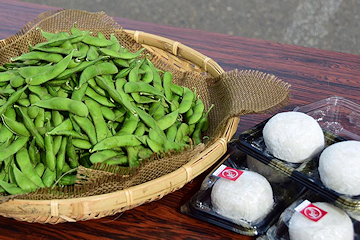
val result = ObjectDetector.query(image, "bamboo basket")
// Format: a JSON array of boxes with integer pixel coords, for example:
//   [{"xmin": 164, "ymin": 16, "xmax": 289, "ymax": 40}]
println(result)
[{"xmin": 0, "ymin": 29, "xmax": 240, "ymax": 224}]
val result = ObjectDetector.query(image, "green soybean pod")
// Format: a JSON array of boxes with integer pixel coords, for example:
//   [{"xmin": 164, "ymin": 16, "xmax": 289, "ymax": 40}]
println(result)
[
  {"xmin": 188, "ymin": 99, "xmax": 205, "ymax": 125},
  {"xmin": 88, "ymin": 78, "xmax": 107, "ymax": 96},
  {"xmin": 34, "ymin": 163, "xmax": 45, "ymax": 177},
  {"xmin": 48, "ymin": 130, "xmax": 89, "ymax": 140},
  {"xmin": 17, "ymin": 98, "xmax": 30, "ymax": 107},
  {"xmin": 73, "ymin": 115, "xmax": 97, "ymax": 145},
  {"xmin": 0, "ymin": 84, "xmax": 28, "ymax": 116},
  {"xmin": 99, "ymin": 48, "xmax": 145, "ymax": 59},
  {"xmin": 72, "ymin": 139, "xmax": 92, "ymax": 149},
  {"xmin": 28, "ymin": 138, "xmax": 40, "ymax": 165},
  {"xmin": 1, "ymin": 114, "xmax": 31, "ymax": 136},
  {"xmin": 178, "ymin": 87, "xmax": 194, "ymax": 114},
  {"xmin": 42, "ymin": 168, "xmax": 56, "ymax": 188},
  {"xmin": 66, "ymin": 136, "xmax": 79, "ymax": 168},
  {"xmin": 126, "ymin": 146, "xmax": 141, "ymax": 167},
  {"xmin": 34, "ymin": 108, "xmax": 45, "ymax": 128},
  {"xmin": 78, "ymin": 61, "xmax": 118, "ymax": 89},
  {"xmin": 52, "ymin": 110, "xmax": 64, "ymax": 127},
  {"xmin": 16, "ymin": 148, "xmax": 44, "ymax": 188},
  {"xmin": 149, "ymin": 128, "xmax": 164, "ymax": 146},
  {"xmin": 175, "ymin": 123, "xmax": 189, "ymax": 143},
  {"xmin": 11, "ymin": 51, "xmax": 63, "ymax": 63},
  {"xmin": 162, "ymin": 71, "xmax": 173, "ymax": 101},
  {"xmin": 28, "ymin": 50, "xmax": 74, "ymax": 86},
  {"xmin": 47, "ymin": 118, "xmax": 73, "ymax": 134},
  {"xmin": 100, "ymin": 106, "xmax": 116, "ymax": 121},
  {"xmin": 152, "ymin": 104, "xmax": 165, "ymax": 121},
  {"xmin": 115, "ymin": 68, "xmax": 131, "ymax": 79},
  {"xmin": 166, "ymin": 124, "xmax": 178, "ymax": 142},
  {"xmin": 28, "ymin": 85, "xmax": 48, "ymax": 99},
  {"xmin": 140, "ymin": 62, "xmax": 153, "ymax": 83},
  {"xmin": 44, "ymin": 123, "xmax": 56, "ymax": 171},
  {"xmin": 96, "ymin": 76, "xmax": 136, "ymax": 115},
  {"xmin": 85, "ymin": 86, "xmax": 116, "ymax": 107},
  {"xmin": 61, "ymin": 162, "xmax": 71, "ymax": 174},
  {"xmin": 138, "ymin": 148, "xmax": 153, "ymax": 160},
  {"xmin": 170, "ymin": 98, "xmax": 180, "ymax": 112},
  {"xmin": 102, "ymin": 74, "xmax": 115, "ymax": 89},
  {"xmin": 73, "ymin": 42, "xmax": 90, "ymax": 59},
  {"xmin": 149, "ymin": 101, "xmax": 161, "ymax": 116},
  {"xmin": 34, "ymin": 40, "xmax": 73, "ymax": 55},
  {"xmin": 109, "ymin": 34, "xmax": 121, "ymax": 52},
  {"xmin": 10, "ymin": 75, "xmax": 25, "ymax": 88},
  {"xmin": 113, "ymin": 58, "xmax": 129, "ymax": 68},
  {"xmin": 82, "ymin": 34, "xmax": 113, "ymax": 47},
  {"xmin": 0, "ymin": 71, "xmax": 16, "ymax": 82},
  {"xmin": 18, "ymin": 64, "xmax": 52, "ymax": 79},
  {"xmin": 89, "ymin": 150, "xmax": 119, "ymax": 164},
  {"xmin": 0, "ymin": 180, "xmax": 25, "ymax": 195},
  {"xmin": 67, "ymin": 58, "xmax": 82, "ymax": 69},
  {"xmin": 71, "ymin": 82, "xmax": 88, "ymax": 101},
  {"xmin": 145, "ymin": 59, "xmax": 163, "ymax": 92},
  {"xmin": 85, "ymin": 99, "xmax": 108, "ymax": 142},
  {"xmin": 146, "ymin": 138, "xmax": 162, "ymax": 153},
  {"xmin": 156, "ymin": 110, "xmax": 179, "ymax": 131},
  {"xmin": 0, "ymin": 124, "xmax": 13, "ymax": 143},
  {"xmin": 188, "ymin": 124, "xmax": 196, "ymax": 136},
  {"xmin": 170, "ymin": 83, "xmax": 184, "ymax": 96},
  {"xmin": 37, "ymin": 28, "xmax": 57, "ymax": 40},
  {"xmin": 86, "ymin": 45, "xmax": 99, "ymax": 61},
  {"xmin": 134, "ymin": 122, "xmax": 146, "ymax": 137},
  {"xmin": 56, "ymin": 137, "xmax": 67, "ymax": 178},
  {"xmin": 35, "ymin": 32, "xmax": 83, "ymax": 48},
  {"xmin": 116, "ymin": 112, "xmax": 139, "ymax": 136},
  {"xmin": 192, "ymin": 118, "xmax": 207, "ymax": 145},
  {"xmin": 13, "ymin": 165, "xmax": 39, "ymax": 192},
  {"xmin": 103, "ymin": 155, "xmax": 128, "ymax": 166},
  {"xmin": 33, "ymin": 97, "xmax": 89, "ymax": 117},
  {"xmin": 0, "ymin": 136, "xmax": 29, "ymax": 162},
  {"xmin": 27, "ymin": 106, "xmax": 39, "ymax": 119},
  {"xmin": 57, "ymin": 57, "xmax": 105, "ymax": 79},
  {"xmin": 124, "ymin": 81, "xmax": 165, "ymax": 99},
  {"xmin": 91, "ymin": 135, "xmax": 141, "ymax": 152}
]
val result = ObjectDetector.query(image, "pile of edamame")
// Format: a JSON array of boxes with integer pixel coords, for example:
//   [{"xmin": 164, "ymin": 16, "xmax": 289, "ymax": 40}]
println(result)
[{"xmin": 0, "ymin": 24, "xmax": 212, "ymax": 195}]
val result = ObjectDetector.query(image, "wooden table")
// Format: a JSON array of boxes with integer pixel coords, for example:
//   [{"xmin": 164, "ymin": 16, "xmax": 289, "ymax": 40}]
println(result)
[{"xmin": 0, "ymin": 1, "xmax": 359, "ymax": 239}]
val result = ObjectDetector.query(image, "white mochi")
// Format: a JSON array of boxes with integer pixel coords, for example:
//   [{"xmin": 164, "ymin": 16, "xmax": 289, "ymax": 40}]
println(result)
[
  {"xmin": 263, "ymin": 112, "xmax": 325, "ymax": 163},
  {"xmin": 318, "ymin": 140, "xmax": 360, "ymax": 196},
  {"xmin": 289, "ymin": 202, "xmax": 354, "ymax": 240},
  {"xmin": 246, "ymin": 155, "xmax": 289, "ymax": 183},
  {"xmin": 211, "ymin": 170, "xmax": 274, "ymax": 223}
]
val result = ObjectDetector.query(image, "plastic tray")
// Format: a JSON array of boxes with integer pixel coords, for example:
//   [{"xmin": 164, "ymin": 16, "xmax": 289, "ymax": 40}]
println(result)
[
  {"xmin": 262, "ymin": 191, "xmax": 360, "ymax": 240},
  {"xmin": 235, "ymin": 96, "xmax": 360, "ymax": 212},
  {"xmin": 180, "ymin": 143, "xmax": 307, "ymax": 236}
]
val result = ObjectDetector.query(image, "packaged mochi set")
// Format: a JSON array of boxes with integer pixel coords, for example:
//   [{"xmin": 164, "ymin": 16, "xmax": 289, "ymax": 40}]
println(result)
[{"xmin": 181, "ymin": 96, "xmax": 360, "ymax": 238}]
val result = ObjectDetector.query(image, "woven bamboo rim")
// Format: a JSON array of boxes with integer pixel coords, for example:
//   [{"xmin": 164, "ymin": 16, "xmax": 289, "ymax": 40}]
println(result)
[{"xmin": 0, "ymin": 29, "xmax": 239, "ymax": 224}]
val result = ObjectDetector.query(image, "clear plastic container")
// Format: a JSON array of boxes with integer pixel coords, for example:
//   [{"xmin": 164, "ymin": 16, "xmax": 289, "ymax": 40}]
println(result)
[
  {"xmin": 180, "ymin": 143, "xmax": 307, "ymax": 236},
  {"xmin": 294, "ymin": 96, "xmax": 360, "ymax": 141},
  {"xmin": 262, "ymin": 191, "xmax": 360, "ymax": 240},
  {"xmin": 234, "ymin": 96, "xmax": 360, "ymax": 212}
]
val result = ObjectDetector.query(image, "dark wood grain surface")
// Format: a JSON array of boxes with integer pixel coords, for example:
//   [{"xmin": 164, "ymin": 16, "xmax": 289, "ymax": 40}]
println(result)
[{"xmin": 0, "ymin": 0, "xmax": 360, "ymax": 239}]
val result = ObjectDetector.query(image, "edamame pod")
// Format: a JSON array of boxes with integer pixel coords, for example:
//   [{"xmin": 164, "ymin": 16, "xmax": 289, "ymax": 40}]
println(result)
[
  {"xmin": 91, "ymin": 135, "xmax": 141, "ymax": 152},
  {"xmin": 178, "ymin": 87, "xmax": 194, "ymax": 114},
  {"xmin": 33, "ymin": 97, "xmax": 89, "ymax": 117}
]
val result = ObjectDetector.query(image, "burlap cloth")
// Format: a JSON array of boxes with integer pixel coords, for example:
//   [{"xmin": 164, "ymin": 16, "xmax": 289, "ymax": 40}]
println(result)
[{"xmin": 0, "ymin": 9, "xmax": 290, "ymax": 201}]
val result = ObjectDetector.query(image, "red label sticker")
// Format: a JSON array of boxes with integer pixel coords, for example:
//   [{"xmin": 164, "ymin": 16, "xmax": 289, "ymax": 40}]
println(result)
[
  {"xmin": 295, "ymin": 200, "xmax": 327, "ymax": 222},
  {"xmin": 213, "ymin": 165, "xmax": 243, "ymax": 181}
]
